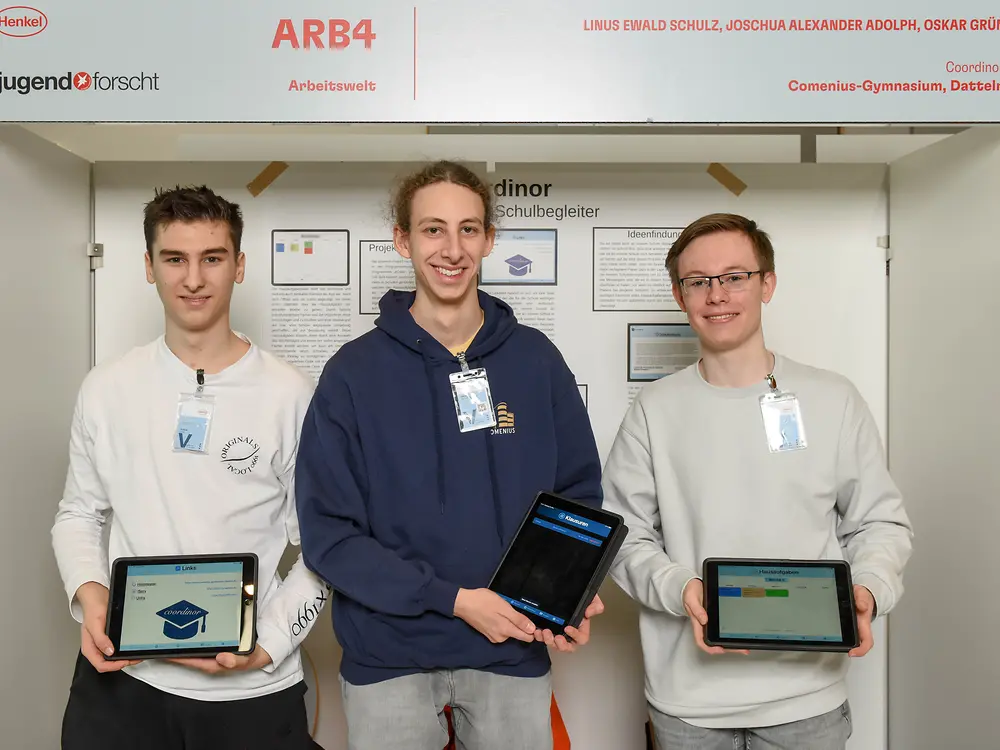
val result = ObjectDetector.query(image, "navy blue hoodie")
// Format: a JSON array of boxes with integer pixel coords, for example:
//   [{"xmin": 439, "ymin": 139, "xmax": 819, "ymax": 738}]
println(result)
[{"xmin": 295, "ymin": 289, "xmax": 603, "ymax": 686}]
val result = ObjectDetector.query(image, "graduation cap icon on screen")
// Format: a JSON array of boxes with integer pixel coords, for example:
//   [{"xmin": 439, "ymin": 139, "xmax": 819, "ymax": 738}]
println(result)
[
  {"xmin": 155, "ymin": 600, "xmax": 209, "ymax": 640},
  {"xmin": 504, "ymin": 254, "xmax": 533, "ymax": 277}
]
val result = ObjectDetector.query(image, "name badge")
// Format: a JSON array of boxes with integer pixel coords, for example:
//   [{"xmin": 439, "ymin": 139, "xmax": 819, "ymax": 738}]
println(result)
[
  {"xmin": 449, "ymin": 359, "xmax": 496, "ymax": 433},
  {"xmin": 759, "ymin": 374, "xmax": 807, "ymax": 453},
  {"xmin": 174, "ymin": 393, "xmax": 215, "ymax": 453}
]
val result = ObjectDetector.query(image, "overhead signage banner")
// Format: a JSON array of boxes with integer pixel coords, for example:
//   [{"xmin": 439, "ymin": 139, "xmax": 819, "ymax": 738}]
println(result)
[{"xmin": 1, "ymin": 0, "xmax": 999, "ymax": 123}]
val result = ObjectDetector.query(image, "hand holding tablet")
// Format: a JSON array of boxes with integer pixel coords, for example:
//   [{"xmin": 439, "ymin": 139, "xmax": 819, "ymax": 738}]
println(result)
[
  {"xmin": 487, "ymin": 491, "xmax": 626, "ymax": 641},
  {"xmin": 76, "ymin": 581, "xmax": 143, "ymax": 672},
  {"xmin": 532, "ymin": 593, "xmax": 606, "ymax": 652},
  {"xmin": 453, "ymin": 587, "xmax": 539, "ymax": 645},
  {"xmin": 849, "ymin": 583, "xmax": 876, "ymax": 658},
  {"xmin": 683, "ymin": 578, "xmax": 750, "ymax": 656}
]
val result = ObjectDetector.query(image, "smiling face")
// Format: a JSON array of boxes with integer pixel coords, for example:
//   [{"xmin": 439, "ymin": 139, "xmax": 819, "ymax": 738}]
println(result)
[
  {"xmin": 145, "ymin": 219, "xmax": 245, "ymax": 335},
  {"xmin": 393, "ymin": 181, "xmax": 495, "ymax": 306},
  {"xmin": 672, "ymin": 229, "xmax": 776, "ymax": 354}
]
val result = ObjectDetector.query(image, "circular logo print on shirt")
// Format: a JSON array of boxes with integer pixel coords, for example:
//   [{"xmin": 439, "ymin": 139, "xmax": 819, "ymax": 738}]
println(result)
[{"xmin": 220, "ymin": 436, "xmax": 261, "ymax": 476}]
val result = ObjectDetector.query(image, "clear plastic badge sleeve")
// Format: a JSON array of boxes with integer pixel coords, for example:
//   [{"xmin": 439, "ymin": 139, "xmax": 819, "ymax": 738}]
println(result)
[
  {"xmin": 448, "ymin": 368, "xmax": 497, "ymax": 433},
  {"xmin": 759, "ymin": 392, "xmax": 808, "ymax": 453},
  {"xmin": 173, "ymin": 393, "xmax": 215, "ymax": 454}
]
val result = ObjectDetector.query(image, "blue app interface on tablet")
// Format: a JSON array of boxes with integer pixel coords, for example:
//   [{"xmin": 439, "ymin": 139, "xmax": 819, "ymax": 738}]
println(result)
[
  {"xmin": 492, "ymin": 503, "xmax": 611, "ymax": 625},
  {"xmin": 717, "ymin": 565, "xmax": 843, "ymax": 641},
  {"xmin": 120, "ymin": 562, "xmax": 244, "ymax": 651}
]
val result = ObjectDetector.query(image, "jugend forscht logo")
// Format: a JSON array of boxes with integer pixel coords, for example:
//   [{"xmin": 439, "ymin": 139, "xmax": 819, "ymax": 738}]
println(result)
[
  {"xmin": 0, "ymin": 6, "xmax": 48, "ymax": 38},
  {"xmin": 0, "ymin": 70, "xmax": 160, "ymax": 95}
]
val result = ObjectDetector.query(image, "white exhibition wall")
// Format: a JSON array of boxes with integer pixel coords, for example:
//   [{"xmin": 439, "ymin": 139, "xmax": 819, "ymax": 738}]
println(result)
[
  {"xmin": 92, "ymin": 161, "xmax": 890, "ymax": 750},
  {"xmin": 0, "ymin": 127, "xmax": 93, "ymax": 750}
]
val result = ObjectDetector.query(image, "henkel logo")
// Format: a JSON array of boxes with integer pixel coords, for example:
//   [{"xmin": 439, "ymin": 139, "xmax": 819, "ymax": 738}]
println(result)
[{"xmin": 0, "ymin": 6, "xmax": 48, "ymax": 38}]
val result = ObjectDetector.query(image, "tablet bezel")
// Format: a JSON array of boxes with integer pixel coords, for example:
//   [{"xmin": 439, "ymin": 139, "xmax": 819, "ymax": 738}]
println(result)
[
  {"xmin": 702, "ymin": 557, "xmax": 860, "ymax": 652},
  {"xmin": 488, "ymin": 491, "xmax": 626, "ymax": 636},
  {"xmin": 105, "ymin": 553, "xmax": 259, "ymax": 660}
]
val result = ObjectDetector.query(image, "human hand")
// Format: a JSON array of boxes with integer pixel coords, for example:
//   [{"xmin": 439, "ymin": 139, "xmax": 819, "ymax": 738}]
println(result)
[
  {"xmin": 454, "ymin": 588, "xmax": 537, "ymax": 644},
  {"xmin": 533, "ymin": 594, "xmax": 605, "ymax": 652},
  {"xmin": 683, "ymin": 578, "xmax": 749, "ymax": 656},
  {"xmin": 166, "ymin": 644, "xmax": 273, "ymax": 675},
  {"xmin": 849, "ymin": 585, "xmax": 876, "ymax": 657},
  {"xmin": 76, "ymin": 582, "xmax": 141, "ymax": 672}
]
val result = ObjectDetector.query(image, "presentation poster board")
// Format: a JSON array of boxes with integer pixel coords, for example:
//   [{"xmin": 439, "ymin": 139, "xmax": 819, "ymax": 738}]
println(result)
[{"xmin": 93, "ymin": 161, "xmax": 891, "ymax": 750}]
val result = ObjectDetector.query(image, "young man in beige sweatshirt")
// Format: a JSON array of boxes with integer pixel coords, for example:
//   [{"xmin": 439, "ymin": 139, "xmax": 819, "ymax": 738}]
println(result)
[{"xmin": 601, "ymin": 213, "xmax": 914, "ymax": 749}]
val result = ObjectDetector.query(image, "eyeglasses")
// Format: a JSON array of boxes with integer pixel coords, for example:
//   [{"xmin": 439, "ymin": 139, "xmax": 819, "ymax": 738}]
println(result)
[{"xmin": 677, "ymin": 271, "xmax": 762, "ymax": 294}]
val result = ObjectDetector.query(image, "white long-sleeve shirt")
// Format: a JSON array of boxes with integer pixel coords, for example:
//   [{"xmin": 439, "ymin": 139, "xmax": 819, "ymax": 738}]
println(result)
[
  {"xmin": 602, "ymin": 354, "xmax": 914, "ymax": 728},
  {"xmin": 51, "ymin": 334, "xmax": 331, "ymax": 702}
]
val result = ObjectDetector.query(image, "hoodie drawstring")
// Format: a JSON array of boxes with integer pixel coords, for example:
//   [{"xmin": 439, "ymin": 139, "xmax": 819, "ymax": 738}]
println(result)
[
  {"xmin": 472, "ymin": 354, "xmax": 505, "ymax": 546},
  {"xmin": 417, "ymin": 340, "xmax": 506, "ymax": 546},
  {"xmin": 483, "ymin": 421, "xmax": 504, "ymax": 545},
  {"xmin": 417, "ymin": 339, "xmax": 448, "ymax": 515}
]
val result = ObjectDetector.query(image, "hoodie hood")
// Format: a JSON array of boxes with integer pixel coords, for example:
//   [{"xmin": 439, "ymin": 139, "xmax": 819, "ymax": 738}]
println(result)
[{"xmin": 373, "ymin": 288, "xmax": 519, "ymax": 362}]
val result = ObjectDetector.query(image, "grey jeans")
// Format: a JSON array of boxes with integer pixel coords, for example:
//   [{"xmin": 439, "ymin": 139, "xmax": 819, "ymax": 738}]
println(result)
[
  {"xmin": 649, "ymin": 701, "xmax": 853, "ymax": 750},
  {"xmin": 340, "ymin": 669, "xmax": 553, "ymax": 750}
]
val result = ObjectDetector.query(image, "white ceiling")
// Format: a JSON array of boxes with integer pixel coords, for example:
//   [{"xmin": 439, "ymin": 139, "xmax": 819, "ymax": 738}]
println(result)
[{"xmin": 18, "ymin": 123, "xmax": 959, "ymax": 165}]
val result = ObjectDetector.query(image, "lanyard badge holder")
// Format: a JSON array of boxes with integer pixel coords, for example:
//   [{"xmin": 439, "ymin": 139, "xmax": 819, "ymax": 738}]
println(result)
[
  {"xmin": 449, "ymin": 352, "xmax": 497, "ymax": 433},
  {"xmin": 759, "ymin": 372, "xmax": 807, "ymax": 453},
  {"xmin": 173, "ymin": 368, "xmax": 216, "ymax": 454}
]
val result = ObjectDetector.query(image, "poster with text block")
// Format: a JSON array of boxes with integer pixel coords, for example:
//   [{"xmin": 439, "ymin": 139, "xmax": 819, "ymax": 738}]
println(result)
[
  {"xmin": 359, "ymin": 240, "xmax": 415, "ymax": 314},
  {"xmin": 593, "ymin": 227, "xmax": 681, "ymax": 312}
]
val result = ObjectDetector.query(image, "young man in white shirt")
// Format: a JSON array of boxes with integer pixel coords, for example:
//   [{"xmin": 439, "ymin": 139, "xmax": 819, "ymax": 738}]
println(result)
[
  {"xmin": 601, "ymin": 213, "xmax": 914, "ymax": 749},
  {"xmin": 51, "ymin": 185, "xmax": 329, "ymax": 749}
]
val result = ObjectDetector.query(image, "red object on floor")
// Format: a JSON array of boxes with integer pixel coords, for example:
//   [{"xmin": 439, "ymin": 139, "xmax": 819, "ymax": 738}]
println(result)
[
  {"xmin": 551, "ymin": 694, "xmax": 571, "ymax": 749},
  {"xmin": 443, "ymin": 694, "xmax": 570, "ymax": 749}
]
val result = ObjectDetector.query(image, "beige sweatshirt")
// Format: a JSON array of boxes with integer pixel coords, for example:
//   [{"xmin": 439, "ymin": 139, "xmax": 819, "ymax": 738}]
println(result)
[{"xmin": 601, "ymin": 353, "xmax": 913, "ymax": 728}]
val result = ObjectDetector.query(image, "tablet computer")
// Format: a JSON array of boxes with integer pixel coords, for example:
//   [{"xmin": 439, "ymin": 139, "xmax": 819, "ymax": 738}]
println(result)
[
  {"xmin": 488, "ymin": 491, "xmax": 626, "ymax": 636},
  {"xmin": 702, "ymin": 558, "xmax": 859, "ymax": 652},
  {"xmin": 105, "ymin": 553, "xmax": 258, "ymax": 660}
]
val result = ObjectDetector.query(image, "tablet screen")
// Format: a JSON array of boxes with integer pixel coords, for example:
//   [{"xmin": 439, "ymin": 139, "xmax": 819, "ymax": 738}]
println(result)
[
  {"xmin": 491, "ymin": 500, "xmax": 617, "ymax": 627},
  {"xmin": 715, "ymin": 564, "xmax": 844, "ymax": 642},
  {"xmin": 118, "ymin": 560, "xmax": 246, "ymax": 652}
]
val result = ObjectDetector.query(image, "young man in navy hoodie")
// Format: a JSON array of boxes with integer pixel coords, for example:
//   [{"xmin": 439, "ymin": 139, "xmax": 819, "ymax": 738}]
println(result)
[{"xmin": 295, "ymin": 161, "xmax": 605, "ymax": 750}]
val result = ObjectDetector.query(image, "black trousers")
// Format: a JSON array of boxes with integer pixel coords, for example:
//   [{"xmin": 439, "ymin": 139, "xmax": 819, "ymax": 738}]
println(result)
[{"xmin": 61, "ymin": 652, "xmax": 321, "ymax": 750}]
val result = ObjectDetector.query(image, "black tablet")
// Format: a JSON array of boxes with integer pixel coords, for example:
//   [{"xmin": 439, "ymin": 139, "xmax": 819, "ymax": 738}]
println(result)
[
  {"xmin": 702, "ymin": 558, "xmax": 860, "ymax": 652},
  {"xmin": 105, "ymin": 553, "xmax": 258, "ymax": 660},
  {"xmin": 488, "ymin": 491, "xmax": 626, "ymax": 636}
]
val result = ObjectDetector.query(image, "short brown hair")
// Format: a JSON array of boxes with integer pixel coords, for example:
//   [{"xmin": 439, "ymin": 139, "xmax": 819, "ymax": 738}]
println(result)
[
  {"xmin": 390, "ymin": 160, "xmax": 495, "ymax": 233},
  {"xmin": 143, "ymin": 185, "xmax": 243, "ymax": 255},
  {"xmin": 665, "ymin": 213, "xmax": 774, "ymax": 286}
]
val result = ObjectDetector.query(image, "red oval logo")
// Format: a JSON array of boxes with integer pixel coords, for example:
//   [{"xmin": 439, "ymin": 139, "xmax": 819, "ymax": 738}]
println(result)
[{"xmin": 0, "ymin": 6, "xmax": 48, "ymax": 38}]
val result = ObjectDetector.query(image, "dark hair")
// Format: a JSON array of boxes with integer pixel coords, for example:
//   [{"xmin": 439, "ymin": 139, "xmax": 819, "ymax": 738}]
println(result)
[
  {"xmin": 665, "ymin": 213, "xmax": 775, "ymax": 285},
  {"xmin": 390, "ymin": 160, "xmax": 495, "ymax": 233},
  {"xmin": 142, "ymin": 185, "xmax": 244, "ymax": 255}
]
